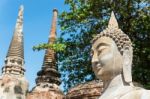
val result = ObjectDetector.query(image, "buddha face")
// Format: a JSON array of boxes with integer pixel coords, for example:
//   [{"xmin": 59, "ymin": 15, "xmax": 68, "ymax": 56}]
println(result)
[{"xmin": 91, "ymin": 37, "xmax": 123, "ymax": 80}]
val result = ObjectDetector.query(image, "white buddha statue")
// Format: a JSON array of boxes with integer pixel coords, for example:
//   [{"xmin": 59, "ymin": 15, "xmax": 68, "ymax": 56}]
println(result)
[{"xmin": 91, "ymin": 12, "xmax": 150, "ymax": 99}]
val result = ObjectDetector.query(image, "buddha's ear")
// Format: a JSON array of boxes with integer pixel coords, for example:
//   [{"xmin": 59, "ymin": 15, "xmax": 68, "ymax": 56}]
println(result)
[{"xmin": 122, "ymin": 47, "xmax": 133, "ymax": 85}]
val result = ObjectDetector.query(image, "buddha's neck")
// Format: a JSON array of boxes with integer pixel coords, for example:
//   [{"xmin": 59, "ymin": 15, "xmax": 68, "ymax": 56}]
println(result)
[{"xmin": 102, "ymin": 74, "xmax": 125, "ymax": 92}]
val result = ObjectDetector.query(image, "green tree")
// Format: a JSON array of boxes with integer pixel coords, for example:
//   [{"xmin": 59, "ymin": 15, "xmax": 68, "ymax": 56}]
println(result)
[{"xmin": 58, "ymin": 0, "xmax": 150, "ymax": 92}]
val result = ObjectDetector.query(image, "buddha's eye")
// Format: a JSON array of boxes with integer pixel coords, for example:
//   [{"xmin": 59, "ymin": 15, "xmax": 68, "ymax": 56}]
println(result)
[
  {"xmin": 90, "ymin": 50, "xmax": 94, "ymax": 57},
  {"xmin": 97, "ymin": 46, "xmax": 106, "ymax": 55}
]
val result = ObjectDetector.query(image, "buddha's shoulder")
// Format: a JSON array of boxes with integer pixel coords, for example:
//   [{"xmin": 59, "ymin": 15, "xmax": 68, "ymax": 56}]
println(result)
[{"xmin": 120, "ymin": 87, "xmax": 150, "ymax": 99}]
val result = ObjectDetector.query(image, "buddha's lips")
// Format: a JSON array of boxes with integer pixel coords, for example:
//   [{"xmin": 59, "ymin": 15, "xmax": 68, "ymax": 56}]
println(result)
[{"xmin": 94, "ymin": 64, "xmax": 102, "ymax": 71}]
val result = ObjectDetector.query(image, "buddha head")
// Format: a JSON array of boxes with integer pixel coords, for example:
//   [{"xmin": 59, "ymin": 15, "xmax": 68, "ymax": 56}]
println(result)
[{"xmin": 91, "ymin": 12, "xmax": 133, "ymax": 85}]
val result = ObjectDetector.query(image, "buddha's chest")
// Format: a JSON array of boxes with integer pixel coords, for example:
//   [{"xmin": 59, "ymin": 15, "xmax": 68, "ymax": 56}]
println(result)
[{"xmin": 98, "ymin": 87, "xmax": 139, "ymax": 99}]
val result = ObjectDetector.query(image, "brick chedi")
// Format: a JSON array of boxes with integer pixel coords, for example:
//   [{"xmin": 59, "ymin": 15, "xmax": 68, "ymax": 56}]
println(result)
[
  {"xmin": 0, "ymin": 5, "xmax": 28, "ymax": 99},
  {"xmin": 27, "ymin": 9, "xmax": 64, "ymax": 99},
  {"xmin": 35, "ymin": 9, "xmax": 61, "ymax": 87}
]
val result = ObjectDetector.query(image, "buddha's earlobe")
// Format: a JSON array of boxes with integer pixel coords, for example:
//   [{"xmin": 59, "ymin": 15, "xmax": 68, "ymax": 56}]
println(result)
[{"xmin": 122, "ymin": 48, "xmax": 133, "ymax": 85}]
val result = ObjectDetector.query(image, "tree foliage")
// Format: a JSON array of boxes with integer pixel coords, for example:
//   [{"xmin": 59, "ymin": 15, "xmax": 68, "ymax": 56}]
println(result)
[
  {"xmin": 33, "ymin": 41, "xmax": 66, "ymax": 52},
  {"xmin": 58, "ymin": 0, "xmax": 150, "ymax": 92}
]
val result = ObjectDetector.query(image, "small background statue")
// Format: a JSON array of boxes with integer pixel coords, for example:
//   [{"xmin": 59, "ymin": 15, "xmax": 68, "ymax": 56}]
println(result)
[{"xmin": 91, "ymin": 11, "xmax": 150, "ymax": 99}]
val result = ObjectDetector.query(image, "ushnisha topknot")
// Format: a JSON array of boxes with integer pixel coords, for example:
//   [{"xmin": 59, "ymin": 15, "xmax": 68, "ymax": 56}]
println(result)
[{"xmin": 92, "ymin": 11, "xmax": 132, "ymax": 55}]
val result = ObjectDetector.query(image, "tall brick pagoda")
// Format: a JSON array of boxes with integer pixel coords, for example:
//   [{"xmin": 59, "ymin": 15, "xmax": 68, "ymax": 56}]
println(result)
[
  {"xmin": 35, "ymin": 9, "xmax": 61, "ymax": 88},
  {"xmin": 0, "ymin": 5, "xmax": 28, "ymax": 99},
  {"xmin": 27, "ymin": 9, "xmax": 64, "ymax": 99}
]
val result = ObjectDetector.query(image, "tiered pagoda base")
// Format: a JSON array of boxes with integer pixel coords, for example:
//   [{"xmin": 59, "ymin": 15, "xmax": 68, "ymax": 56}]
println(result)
[{"xmin": 0, "ymin": 74, "xmax": 28, "ymax": 99}]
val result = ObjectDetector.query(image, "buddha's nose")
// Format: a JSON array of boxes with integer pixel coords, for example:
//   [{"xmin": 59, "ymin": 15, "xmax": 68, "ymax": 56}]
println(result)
[{"xmin": 92, "ymin": 54, "xmax": 99, "ymax": 67}]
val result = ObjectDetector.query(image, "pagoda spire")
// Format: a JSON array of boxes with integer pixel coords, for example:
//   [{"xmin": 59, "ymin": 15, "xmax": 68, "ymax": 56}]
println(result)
[
  {"xmin": 2, "ymin": 5, "xmax": 25, "ymax": 76},
  {"xmin": 7, "ymin": 5, "xmax": 24, "ymax": 59},
  {"xmin": 35, "ymin": 9, "xmax": 61, "ymax": 89},
  {"xmin": 48, "ymin": 9, "xmax": 58, "ymax": 43}
]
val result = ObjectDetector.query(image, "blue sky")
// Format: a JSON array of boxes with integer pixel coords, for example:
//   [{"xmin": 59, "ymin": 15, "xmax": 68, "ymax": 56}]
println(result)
[{"xmin": 0, "ymin": 0, "xmax": 68, "ymax": 90}]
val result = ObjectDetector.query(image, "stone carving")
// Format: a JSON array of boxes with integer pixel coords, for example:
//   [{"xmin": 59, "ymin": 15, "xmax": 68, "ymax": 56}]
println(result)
[{"xmin": 91, "ymin": 11, "xmax": 150, "ymax": 99}]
